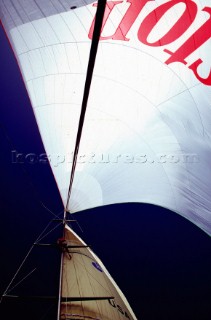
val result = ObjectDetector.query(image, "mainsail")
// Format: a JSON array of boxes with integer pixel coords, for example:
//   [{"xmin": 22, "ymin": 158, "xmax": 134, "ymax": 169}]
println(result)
[{"xmin": 59, "ymin": 225, "xmax": 137, "ymax": 319}]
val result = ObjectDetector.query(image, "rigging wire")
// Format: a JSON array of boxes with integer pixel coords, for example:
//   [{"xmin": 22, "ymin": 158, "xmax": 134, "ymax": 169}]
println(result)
[
  {"xmin": 1, "ymin": 0, "xmax": 107, "ymax": 312},
  {"xmin": 0, "ymin": 121, "xmax": 84, "ymax": 232},
  {"xmin": 0, "ymin": 219, "xmax": 59, "ymax": 301},
  {"xmin": 0, "ymin": 120, "xmax": 65, "ymax": 311},
  {"xmin": 65, "ymin": 0, "xmax": 107, "ymax": 212},
  {"xmin": 5, "ymin": 268, "xmax": 37, "ymax": 295},
  {"xmin": 35, "ymin": 221, "xmax": 63, "ymax": 243}
]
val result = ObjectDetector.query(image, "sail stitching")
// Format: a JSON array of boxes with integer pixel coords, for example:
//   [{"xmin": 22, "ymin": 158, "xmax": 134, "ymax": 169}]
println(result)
[
  {"xmin": 80, "ymin": 252, "xmax": 102, "ymax": 316},
  {"xmin": 68, "ymin": 253, "xmax": 113, "ymax": 296}
]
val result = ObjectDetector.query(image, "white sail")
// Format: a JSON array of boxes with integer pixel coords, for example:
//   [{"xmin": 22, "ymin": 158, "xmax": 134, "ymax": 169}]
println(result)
[
  {"xmin": 0, "ymin": 0, "xmax": 211, "ymax": 235},
  {"xmin": 59, "ymin": 225, "xmax": 137, "ymax": 319}
]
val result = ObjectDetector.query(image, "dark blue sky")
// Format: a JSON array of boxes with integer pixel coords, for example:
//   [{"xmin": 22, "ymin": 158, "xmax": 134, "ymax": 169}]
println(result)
[{"xmin": 0, "ymin": 24, "xmax": 211, "ymax": 320}]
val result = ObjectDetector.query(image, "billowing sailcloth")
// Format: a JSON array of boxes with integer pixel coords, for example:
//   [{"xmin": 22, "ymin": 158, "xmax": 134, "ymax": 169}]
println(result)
[
  {"xmin": 60, "ymin": 225, "xmax": 137, "ymax": 319},
  {"xmin": 0, "ymin": 4, "xmax": 211, "ymax": 229},
  {"xmin": 1, "ymin": 0, "xmax": 211, "ymax": 318},
  {"xmin": 1, "ymin": 0, "xmax": 211, "ymax": 234}
]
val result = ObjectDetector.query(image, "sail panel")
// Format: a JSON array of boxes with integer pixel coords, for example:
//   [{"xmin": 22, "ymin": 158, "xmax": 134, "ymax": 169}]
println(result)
[
  {"xmin": 1, "ymin": 0, "xmax": 211, "ymax": 234},
  {"xmin": 60, "ymin": 225, "xmax": 137, "ymax": 319}
]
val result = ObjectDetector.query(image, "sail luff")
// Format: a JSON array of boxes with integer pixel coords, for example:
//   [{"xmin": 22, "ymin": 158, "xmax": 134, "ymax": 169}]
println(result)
[{"xmin": 60, "ymin": 225, "xmax": 137, "ymax": 320}]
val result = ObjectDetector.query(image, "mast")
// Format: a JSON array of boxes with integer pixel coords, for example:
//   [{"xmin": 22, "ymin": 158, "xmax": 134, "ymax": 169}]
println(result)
[
  {"xmin": 57, "ymin": 210, "xmax": 68, "ymax": 320},
  {"xmin": 57, "ymin": 2, "xmax": 107, "ymax": 318}
]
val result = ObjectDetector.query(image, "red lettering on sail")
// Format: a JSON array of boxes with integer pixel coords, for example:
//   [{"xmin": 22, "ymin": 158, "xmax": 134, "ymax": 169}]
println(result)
[
  {"xmin": 88, "ymin": 0, "xmax": 153, "ymax": 40},
  {"xmin": 189, "ymin": 59, "xmax": 211, "ymax": 86},
  {"xmin": 88, "ymin": 0, "xmax": 211, "ymax": 85},
  {"xmin": 88, "ymin": 1, "xmax": 123, "ymax": 40},
  {"xmin": 137, "ymin": 0, "xmax": 197, "ymax": 46},
  {"xmin": 164, "ymin": 6, "xmax": 211, "ymax": 85}
]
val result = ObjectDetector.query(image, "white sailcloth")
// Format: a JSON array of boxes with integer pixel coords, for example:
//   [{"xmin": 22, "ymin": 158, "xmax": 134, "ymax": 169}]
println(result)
[
  {"xmin": 0, "ymin": 0, "xmax": 211, "ymax": 235},
  {"xmin": 60, "ymin": 225, "xmax": 137, "ymax": 319}
]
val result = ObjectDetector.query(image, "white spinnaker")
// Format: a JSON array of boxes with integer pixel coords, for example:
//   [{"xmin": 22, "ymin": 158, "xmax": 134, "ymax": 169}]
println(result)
[
  {"xmin": 60, "ymin": 225, "xmax": 137, "ymax": 319},
  {"xmin": 0, "ymin": 0, "xmax": 211, "ymax": 234}
]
